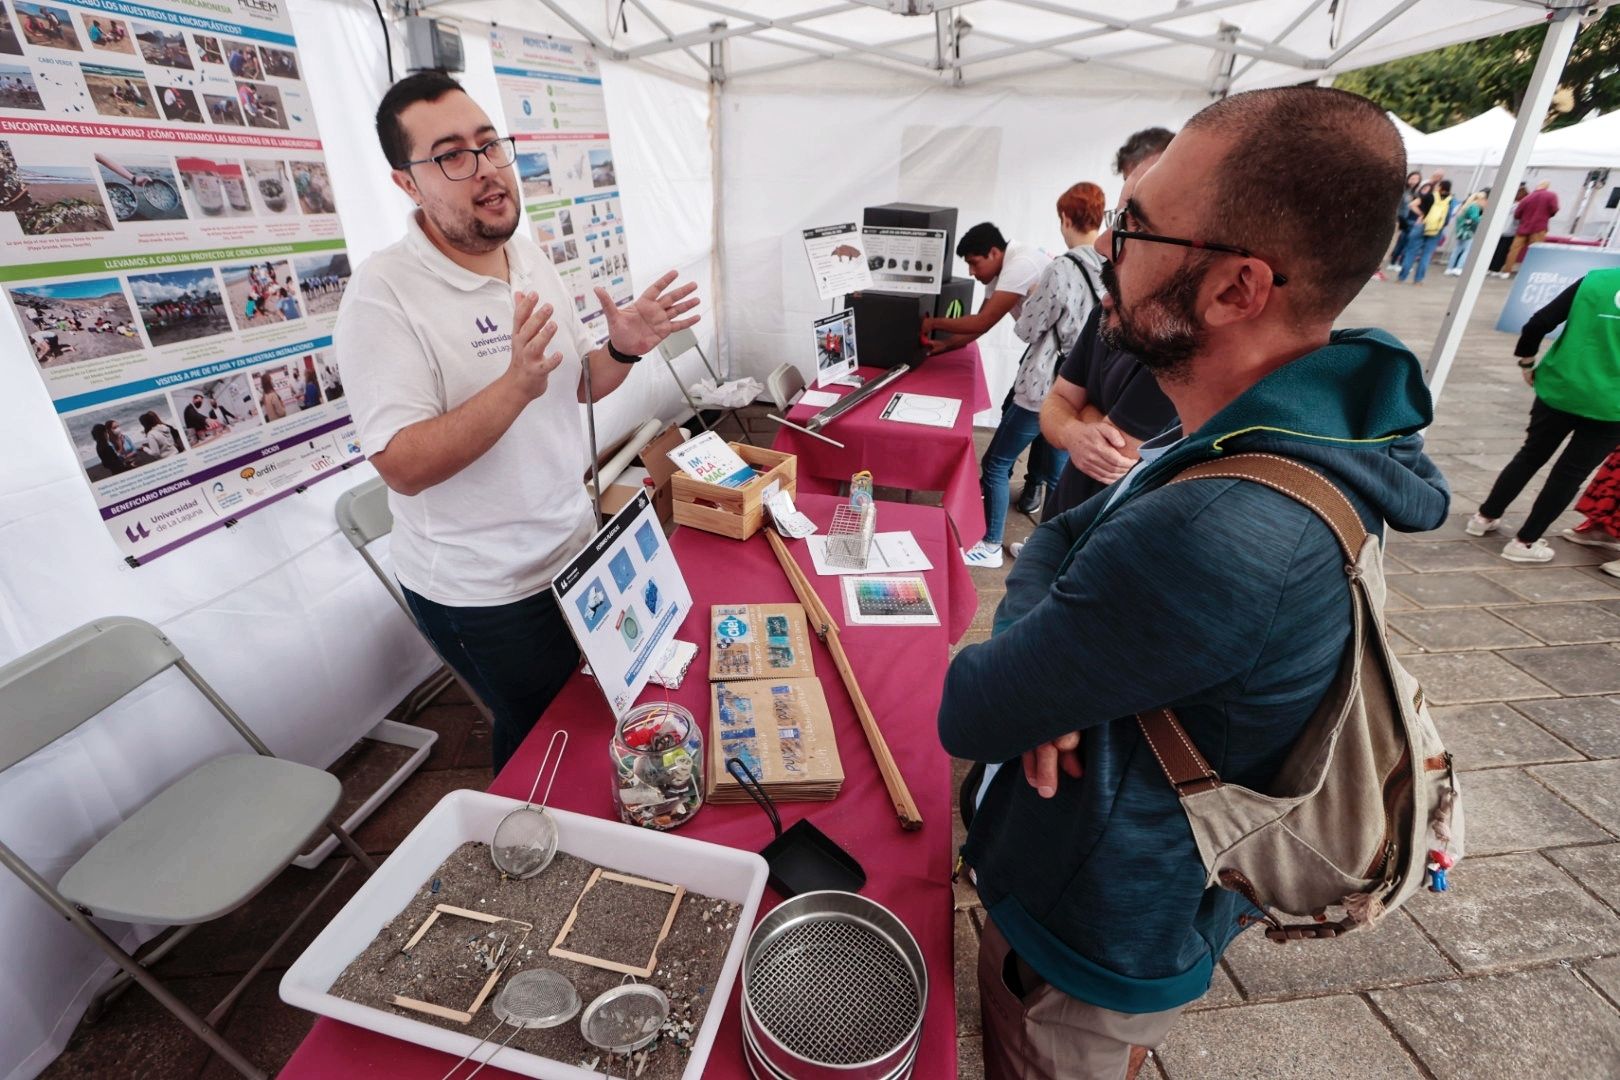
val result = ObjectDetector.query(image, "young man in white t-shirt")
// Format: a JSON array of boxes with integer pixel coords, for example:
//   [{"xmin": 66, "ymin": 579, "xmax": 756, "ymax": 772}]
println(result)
[
  {"xmin": 338, "ymin": 71, "xmax": 699, "ymax": 772},
  {"xmin": 921, "ymin": 222, "xmax": 1050, "ymax": 355}
]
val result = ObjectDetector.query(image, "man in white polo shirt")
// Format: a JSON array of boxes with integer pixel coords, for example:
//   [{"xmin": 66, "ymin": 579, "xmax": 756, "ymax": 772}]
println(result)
[
  {"xmin": 920, "ymin": 222, "xmax": 1050, "ymax": 354},
  {"xmin": 338, "ymin": 71, "xmax": 699, "ymax": 772}
]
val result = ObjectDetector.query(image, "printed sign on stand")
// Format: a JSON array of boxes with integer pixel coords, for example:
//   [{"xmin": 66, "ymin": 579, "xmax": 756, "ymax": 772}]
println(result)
[
  {"xmin": 553, "ymin": 489, "xmax": 692, "ymax": 719},
  {"xmin": 802, "ymin": 223, "xmax": 872, "ymax": 300},
  {"xmin": 0, "ymin": 0, "xmax": 357, "ymax": 563},
  {"xmin": 861, "ymin": 226, "xmax": 946, "ymax": 295},
  {"xmin": 810, "ymin": 308, "xmax": 857, "ymax": 387}
]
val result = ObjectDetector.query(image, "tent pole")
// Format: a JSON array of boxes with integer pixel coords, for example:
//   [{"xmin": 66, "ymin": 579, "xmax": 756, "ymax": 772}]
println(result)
[
  {"xmin": 708, "ymin": 25, "xmax": 728, "ymax": 383},
  {"xmin": 1423, "ymin": 6, "xmax": 1583, "ymax": 402}
]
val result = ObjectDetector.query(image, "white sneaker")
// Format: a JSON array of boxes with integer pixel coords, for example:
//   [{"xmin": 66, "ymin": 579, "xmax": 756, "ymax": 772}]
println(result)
[
  {"xmin": 1561, "ymin": 526, "xmax": 1620, "ymax": 552},
  {"xmin": 962, "ymin": 541, "xmax": 1004, "ymax": 569},
  {"xmin": 1501, "ymin": 538, "xmax": 1554, "ymax": 563},
  {"xmin": 1008, "ymin": 541, "xmax": 1025, "ymax": 559},
  {"xmin": 1465, "ymin": 513, "xmax": 1499, "ymax": 536},
  {"xmin": 1600, "ymin": 559, "xmax": 1620, "ymax": 579}
]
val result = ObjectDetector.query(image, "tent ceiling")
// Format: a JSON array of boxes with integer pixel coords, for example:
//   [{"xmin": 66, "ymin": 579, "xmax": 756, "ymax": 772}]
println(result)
[{"xmin": 422, "ymin": 0, "xmax": 1562, "ymax": 91}]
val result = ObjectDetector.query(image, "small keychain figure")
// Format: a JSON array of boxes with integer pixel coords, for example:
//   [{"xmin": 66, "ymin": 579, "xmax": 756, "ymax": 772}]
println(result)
[
  {"xmin": 1425, "ymin": 848, "xmax": 1454, "ymax": 892},
  {"xmin": 849, "ymin": 469, "xmax": 873, "ymax": 509}
]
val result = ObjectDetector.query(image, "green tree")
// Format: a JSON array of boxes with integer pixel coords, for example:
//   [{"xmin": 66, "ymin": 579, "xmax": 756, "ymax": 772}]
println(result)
[{"xmin": 1336, "ymin": 8, "xmax": 1619, "ymax": 132}]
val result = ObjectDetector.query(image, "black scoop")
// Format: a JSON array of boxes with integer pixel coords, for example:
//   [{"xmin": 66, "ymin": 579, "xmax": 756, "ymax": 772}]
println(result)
[{"xmin": 726, "ymin": 757, "xmax": 866, "ymax": 898}]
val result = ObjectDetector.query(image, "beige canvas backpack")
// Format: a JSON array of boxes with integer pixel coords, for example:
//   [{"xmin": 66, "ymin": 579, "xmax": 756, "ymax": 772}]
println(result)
[{"xmin": 1138, "ymin": 453, "xmax": 1465, "ymax": 943}]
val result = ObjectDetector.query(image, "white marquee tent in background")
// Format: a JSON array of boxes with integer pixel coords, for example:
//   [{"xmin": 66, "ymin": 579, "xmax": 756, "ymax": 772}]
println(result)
[{"xmin": 1, "ymin": 1, "xmax": 1614, "ymax": 1076}]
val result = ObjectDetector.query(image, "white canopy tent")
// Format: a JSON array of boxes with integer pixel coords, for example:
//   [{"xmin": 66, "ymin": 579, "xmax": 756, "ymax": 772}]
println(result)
[
  {"xmin": 2, "ymin": 2, "xmax": 1607, "ymax": 1077},
  {"xmin": 1411, "ymin": 105, "xmax": 1520, "ymax": 167},
  {"xmin": 1531, "ymin": 109, "xmax": 1620, "ymax": 168}
]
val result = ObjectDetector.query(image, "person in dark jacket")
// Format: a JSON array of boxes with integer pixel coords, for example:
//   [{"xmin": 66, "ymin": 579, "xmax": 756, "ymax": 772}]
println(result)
[{"xmin": 939, "ymin": 87, "xmax": 1449, "ymax": 1080}]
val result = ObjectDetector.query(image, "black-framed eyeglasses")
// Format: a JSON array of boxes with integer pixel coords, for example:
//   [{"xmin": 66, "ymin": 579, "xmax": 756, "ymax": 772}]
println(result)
[
  {"xmin": 401, "ymin": 137, "xmax": 517, "ymax": 181},
  {"xmin": 1102, "ymin": 208, "xmax": 1288, "ymax": 286}
]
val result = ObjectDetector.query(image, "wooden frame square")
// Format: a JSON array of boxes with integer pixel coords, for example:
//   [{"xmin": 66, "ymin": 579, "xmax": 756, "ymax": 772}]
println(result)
[
  {"xmin": 390, "ymin": 904, "xmax": 533, "ymax": 1024},
  {"xmin": 548, "ymin": 868, "xmax": 686, "ymax": 977}
]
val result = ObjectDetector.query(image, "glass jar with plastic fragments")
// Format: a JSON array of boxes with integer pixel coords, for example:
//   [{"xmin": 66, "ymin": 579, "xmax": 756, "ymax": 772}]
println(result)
[{"xmin": 611, "ymin": 702, "xmax": 702, "ymax": 830}]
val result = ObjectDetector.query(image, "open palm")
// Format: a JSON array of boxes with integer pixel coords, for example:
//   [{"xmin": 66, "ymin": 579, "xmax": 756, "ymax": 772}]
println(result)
[{"xmin": 595, "ymin": 270, "xmax": 700, "ymax": 357}]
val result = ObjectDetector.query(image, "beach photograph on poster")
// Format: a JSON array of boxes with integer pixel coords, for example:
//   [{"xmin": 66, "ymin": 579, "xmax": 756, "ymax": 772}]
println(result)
[
  {"xmin": 176, "ymin": 156, "xmax": 251, "ymax": 218},
  {"xmin": 0, "ymin": 2, "xmax": 22, "ymax": 54},
  {"xmin": 289, "ymin": 160, "xmax": 334, "ymax": 213},
  {"xmin": 82, "ymin": 63, "xmax": 158, "ymax": 119},
  {"xmin": 66, "ymin": 392, "xmax": 187, "ymax": 482},
  {"xmin": 79, "ymin": 13, "xmax": 133, "ymax": 54},
  {"xmin": 243, "ymin": 158, "xmax": 295, "ymax": 216},
  {"xmin": 257, "ymin": 44, "xmax": 298, "ymax": 80},
  {"xmin": 16, "ymin": 1, "xmax": 78, "ymax": 50},
  {"xmin": 203, "ymin": 92, "xmax": 242, "ymax": 125},
  {"xmin": 0, "ymin": 62, "xmax": 42, "ymax": 109},
  {"xmin": 96, "ymin": 153, "xmax": 186, "ymax": 223},
  {"xmin": 223, "ymin": 38, "xmax": 261, "ymax": 79},
  {"xmin": 9, "ymin": 278, "xmax": 142, "ymax": 365},
  {"xmin": 169, "ymin": 371, "xmax": 258, "ymax": 447},
  {"xmin": 133, "ymin": 22, "xmax": 191, "ymax": 70},
  {"xmin": 222, "ymin": 258, "xmax": 299, "ymax": 327},
  {"xmin": 8, "ymin": 159, "xmax": 113, "ymax": 235},
  {"xmin": 192, "ymin": 33, "xmax": 221, "ymax": 65},
  {"xmin": 128, "ymin": 267, "xmax": 230, "ymax": 346},
  {"xmin": 589, "ymin": 148, "xmax": 615, "ymax": 188},
  {"xmin": 516, "ymin": 151, "xmax": 552, "ymax": 197},
  {"xmin": 157, "ymin": 83, "xmax": 202, "ymax": 123},
  {"xmin": 234, "ymin": 79, "xmax": 285, "ymax": 129},
  {"xmin": 292, "ymin": 252, "xmax": 348, "ymax": 314}
]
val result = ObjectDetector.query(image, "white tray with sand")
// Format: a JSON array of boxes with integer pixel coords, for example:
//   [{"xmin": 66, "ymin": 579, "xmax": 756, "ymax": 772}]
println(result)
[{"xmin": 279, "ymin": 788, "xmax": 769, "ymax": 1078}]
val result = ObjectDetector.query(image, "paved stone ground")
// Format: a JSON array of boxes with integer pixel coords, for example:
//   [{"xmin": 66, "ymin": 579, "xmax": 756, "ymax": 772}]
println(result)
[
  {"xmin": 38, "ymin": 276, "xmax": 1620, "ymax": 1078},
  {"xmin": 951, "ymin": 276, "xmax": 1620, "ymax": 1079}
]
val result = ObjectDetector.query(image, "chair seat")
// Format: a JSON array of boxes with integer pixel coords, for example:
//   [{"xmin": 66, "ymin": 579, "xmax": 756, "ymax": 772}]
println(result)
[{"xmin": 59, "ymin": 754, "xmax": 341, "ymax": 924}]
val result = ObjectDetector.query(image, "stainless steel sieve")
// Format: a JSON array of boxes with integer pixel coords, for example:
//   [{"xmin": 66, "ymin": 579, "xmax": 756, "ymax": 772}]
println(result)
[{"xmin": 741, "ymin": 891, "xmax": 926, "ymax": 1080}]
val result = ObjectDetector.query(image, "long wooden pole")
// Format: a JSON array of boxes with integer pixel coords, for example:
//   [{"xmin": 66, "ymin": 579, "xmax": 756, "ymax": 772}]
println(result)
[{"xmin": 765, "ymin": 528, "xmax": 923, "ymax": 831}]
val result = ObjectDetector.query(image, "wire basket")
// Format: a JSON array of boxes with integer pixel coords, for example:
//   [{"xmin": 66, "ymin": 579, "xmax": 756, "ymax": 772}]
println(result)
[{"xmin": 824, "ymin": 504, "xmax": 875, "ymax": 570}]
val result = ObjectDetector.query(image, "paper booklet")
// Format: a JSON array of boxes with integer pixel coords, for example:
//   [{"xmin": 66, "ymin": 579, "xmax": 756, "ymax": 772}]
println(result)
[
  {"xmin": 709, "ymin": 678, "xmax": 844, "ymax": 802},
  {"xmin": 666, "ymin": 430, "xmax": 757, "ymax": 488}
]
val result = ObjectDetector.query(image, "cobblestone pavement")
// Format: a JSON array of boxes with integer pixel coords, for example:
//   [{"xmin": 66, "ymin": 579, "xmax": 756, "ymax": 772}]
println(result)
[{"xmin": 953, "ymin": 275, "xmax": 1620, "ymax": 1079}]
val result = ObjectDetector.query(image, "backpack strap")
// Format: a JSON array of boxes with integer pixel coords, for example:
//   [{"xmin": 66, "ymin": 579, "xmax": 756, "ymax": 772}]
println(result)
[{"xmin": 1136, "ymin": 453, "xmax": 1369, "ymax": 794}]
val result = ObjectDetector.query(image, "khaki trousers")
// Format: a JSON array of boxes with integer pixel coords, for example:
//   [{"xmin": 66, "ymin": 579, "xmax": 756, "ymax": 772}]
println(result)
[
  {"xmin": 978, "ymin": 916, "xmax": 1186, "ymax": 1080},
  {"xmin": 1503, "ymin": 231, "xmax": 1547, "ymax": 273}
]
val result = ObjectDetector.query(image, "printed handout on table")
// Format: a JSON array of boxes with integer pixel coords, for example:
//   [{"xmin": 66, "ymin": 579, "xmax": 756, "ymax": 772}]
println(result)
[
  {"xmin": 879, "ymin": 392, "xmax": 961, "ymax": 429},
  {"xmin": 807, "ymin": 531, "xmax": 933, "ymax": 577}
]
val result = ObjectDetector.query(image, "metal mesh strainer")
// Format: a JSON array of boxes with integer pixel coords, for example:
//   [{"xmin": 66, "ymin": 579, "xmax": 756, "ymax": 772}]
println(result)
[
  {"xmin": 580, "ymin": 978, "xmax": 669, "ymax": 1079},
  {"xmin": 440, "ymin": 968, "xmax": 580, "ymax": 1080},
  {"xmin": 491, "ymin": 730, "xmax": 567, "ymax": 879}
]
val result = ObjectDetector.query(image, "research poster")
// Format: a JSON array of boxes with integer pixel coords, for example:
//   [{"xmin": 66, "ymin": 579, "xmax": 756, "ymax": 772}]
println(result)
[
  {"xmin": 0, "ymin": 0, "xmax": 358, "ymax": 564},
  {"xmin": 489, "ymin": 27, "xmax": 631, "ymax": 344}
]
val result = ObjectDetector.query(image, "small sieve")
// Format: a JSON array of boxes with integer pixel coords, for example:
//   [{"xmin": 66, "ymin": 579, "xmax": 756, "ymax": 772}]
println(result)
[
  {"xmin": 491, "ymin": 730, "xmax": 567, "ymax": 879},
  {"xmin": 580, "ymin": 976, "xmax": 670, "ymax": 1078},
  {"xmin": 438, "ymin": 967, "xmax": 580, "ymax": 1080}
]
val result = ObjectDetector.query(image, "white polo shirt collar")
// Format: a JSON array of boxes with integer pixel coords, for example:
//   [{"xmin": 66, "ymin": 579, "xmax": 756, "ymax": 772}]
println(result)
[{"xmin": 402, "ymin": 209, "xmax": 537, "ymax": 293}]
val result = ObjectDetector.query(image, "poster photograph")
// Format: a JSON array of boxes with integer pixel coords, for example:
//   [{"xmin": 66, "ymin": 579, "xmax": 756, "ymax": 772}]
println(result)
[{"xmin": 0, "ymin": 0, "xmax": 359, "ymax": 562}]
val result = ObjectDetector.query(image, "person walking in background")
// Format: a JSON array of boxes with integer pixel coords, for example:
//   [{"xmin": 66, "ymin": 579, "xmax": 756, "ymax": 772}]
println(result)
[
  {"xmin": 1387, "ymin": 171, "xmax": 1423, "ymax": 273},
  {"xmin": 1469, "ymin": 268, "xmax": 1620, "ymax": 561},
  {"xmin": 1499, "ymin": 181, "xmax": 1560, "ymax": 276},
  {"xmin": 1488, "ymin": 184, "xmax": 1530, "ymax": 274},
  {"xmin": 963, "ymin": 183, "xmax": 1106, "ymax": 568},
  {"xmin": 1399, "ymin": 179, "xmax": 1451, "ymax": 285},
  {"xmin": 1444, "ymin": 189, "xmax": 1487, "ymax": 276}
]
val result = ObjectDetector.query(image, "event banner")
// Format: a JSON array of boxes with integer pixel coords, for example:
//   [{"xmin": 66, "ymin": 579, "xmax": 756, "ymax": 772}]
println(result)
[
  {"xmin": 1494, "ymin": 243, "xmax": 1620, "ymax": 336},
  {"xmin": 489, "ymin": 27, "xmax": 631, "ymax": 344},
  {"xmin": 0, "ymin": 0, "xmax": 358, "ymax": 564}
]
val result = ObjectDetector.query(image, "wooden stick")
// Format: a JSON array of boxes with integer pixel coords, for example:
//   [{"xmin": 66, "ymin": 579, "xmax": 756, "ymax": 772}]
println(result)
[{"xmin": 765, "ymin": 528, "xmax": 923, "ymax": 831}]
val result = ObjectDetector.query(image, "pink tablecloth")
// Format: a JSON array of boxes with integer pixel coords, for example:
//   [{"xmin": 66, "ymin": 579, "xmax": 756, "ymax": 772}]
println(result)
[
  {"xmin": 773, "ymin": 344, "xmax": 992, "ymax": 546},
  {"xmin": 280, "ymin": 494, "xmax": 973, "ymax": 1079}
]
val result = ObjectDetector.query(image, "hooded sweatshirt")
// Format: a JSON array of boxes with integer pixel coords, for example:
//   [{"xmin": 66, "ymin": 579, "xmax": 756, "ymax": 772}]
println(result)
[{"xmin": 938, "ymin": 328, "xmax": 1449, "ymax": 1015}]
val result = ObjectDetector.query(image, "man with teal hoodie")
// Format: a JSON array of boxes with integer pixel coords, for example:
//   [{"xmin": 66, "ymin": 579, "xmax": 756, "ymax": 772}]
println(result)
[{"xmin": 939, "ymin": 87, "xmax": 1449, "ymax": 1079}]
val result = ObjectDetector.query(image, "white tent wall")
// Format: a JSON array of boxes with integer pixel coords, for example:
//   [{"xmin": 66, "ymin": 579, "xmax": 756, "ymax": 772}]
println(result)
[
  {"xmin": 0, "ymin": 1, "xmax": 715, "ymax": 1077},
  {"xmin": 717, "ymin": 82, "xmax": 1203, "ymax": 411}
]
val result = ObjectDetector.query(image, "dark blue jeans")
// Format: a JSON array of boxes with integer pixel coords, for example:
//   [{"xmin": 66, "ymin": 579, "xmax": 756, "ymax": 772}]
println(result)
[
  {"xmin": 1399, "ymin": 227, "xmax": 1441, "ymax": 283},
  {"xmin": 401, "ymin": 585, "xmax": 580, "ymax": 775},
  {"xmin": 980, "ymin": 399, "xmax": 1069, "ymax": 544}
]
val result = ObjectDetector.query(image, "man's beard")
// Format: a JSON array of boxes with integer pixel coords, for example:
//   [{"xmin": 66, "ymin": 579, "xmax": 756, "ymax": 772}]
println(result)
[
  {"xmin": 1098, "ymin": 257, "xmax": 1208, "ymax": 382},
  {"xmin": 426, "ymin": 180, "xmax": 520, "ymax": 254}
]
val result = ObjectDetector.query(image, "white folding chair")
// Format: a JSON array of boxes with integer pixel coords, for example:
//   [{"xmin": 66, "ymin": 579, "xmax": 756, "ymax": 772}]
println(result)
[
  {"xmin": 334, "ymin": 477, "xmax": 489, "ymax": 721},
  {"xmin": 767, "ymin": 361, "xmax": 807, "ymax": 412},
  {"xmin": 658, "ymin": 327, "xmax": 755, "ymax": 444},
  {"xmin": 0, "ymin": 617, "xmax": 377, "ymax": 1080}
]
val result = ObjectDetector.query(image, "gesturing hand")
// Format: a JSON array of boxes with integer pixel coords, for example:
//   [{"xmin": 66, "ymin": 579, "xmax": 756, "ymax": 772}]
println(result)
[
  {"xmin": 507, "ymin": 290, "xmax": 563, "ymax": 401},
  {"xmin": 1069, "ymin": 420, "xmax": 1136, "ymax": 484},
  {"xmin": 594, "ymin": 270, "xmax": 700, "ymax": 357},
  {"xmin": 1023, "ymin": 732, "xmax": 1083, "ymax": 798}
]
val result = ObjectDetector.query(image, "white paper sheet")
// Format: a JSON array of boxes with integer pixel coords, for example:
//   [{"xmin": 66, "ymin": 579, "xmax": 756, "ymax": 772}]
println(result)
[
  {"xmin": 879, "ymin": 392, "xmax": 961, "ymax": 428},
  {"xmin": 806, "ymin": 531, "xmax": 934, "ymax": 576},
  {"xmin": 798, "ymin": 389, "xmax": 840, "ymax": 408}
]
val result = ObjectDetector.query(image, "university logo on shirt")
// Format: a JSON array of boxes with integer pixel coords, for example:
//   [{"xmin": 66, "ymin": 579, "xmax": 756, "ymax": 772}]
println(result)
[{"xmin": 475, "ymin": 315, "xmax": 499, "ymax": 334}]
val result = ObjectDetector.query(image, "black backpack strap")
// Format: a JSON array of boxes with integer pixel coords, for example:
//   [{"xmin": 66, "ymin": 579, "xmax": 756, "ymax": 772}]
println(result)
[{"xmin": 1063, "ymin": 252, "xmax": 1101, "ymax": 308}]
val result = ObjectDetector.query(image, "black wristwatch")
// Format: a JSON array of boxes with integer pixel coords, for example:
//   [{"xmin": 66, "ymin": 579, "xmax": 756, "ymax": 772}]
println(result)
[
  {"xmin": 607, "ymin": 341, "xmax": 642, "ymax": 364},
  {"xmin": 1516, "ymin": 357, "xmax": 1536, "ymax": 369}
]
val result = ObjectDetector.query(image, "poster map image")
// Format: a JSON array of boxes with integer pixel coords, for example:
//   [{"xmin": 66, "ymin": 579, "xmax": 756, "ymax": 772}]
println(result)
[
  {"xmin": 0, "ymin": 0, "xmax": 357, "ymax": 563},
  {"xmin": 489, "ymin": 27, "xmax": 630, "ymax": 345}
]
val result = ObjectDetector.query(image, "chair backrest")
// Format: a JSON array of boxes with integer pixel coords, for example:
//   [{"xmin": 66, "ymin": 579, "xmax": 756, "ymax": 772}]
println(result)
[
  {"xmin": 334, "ymin": 475, "xmax": 412, "ymax": 614},
  {"xmin": 0, "ymin": 617, "xmax": 182, "ymax": 772},
  {"xmin": 657, "ymin": 327, "xmax": 698, "ymax": 363},
  {"xmin": 767, "ymin": 362, "xmax": 806, "ymax": 411}
]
